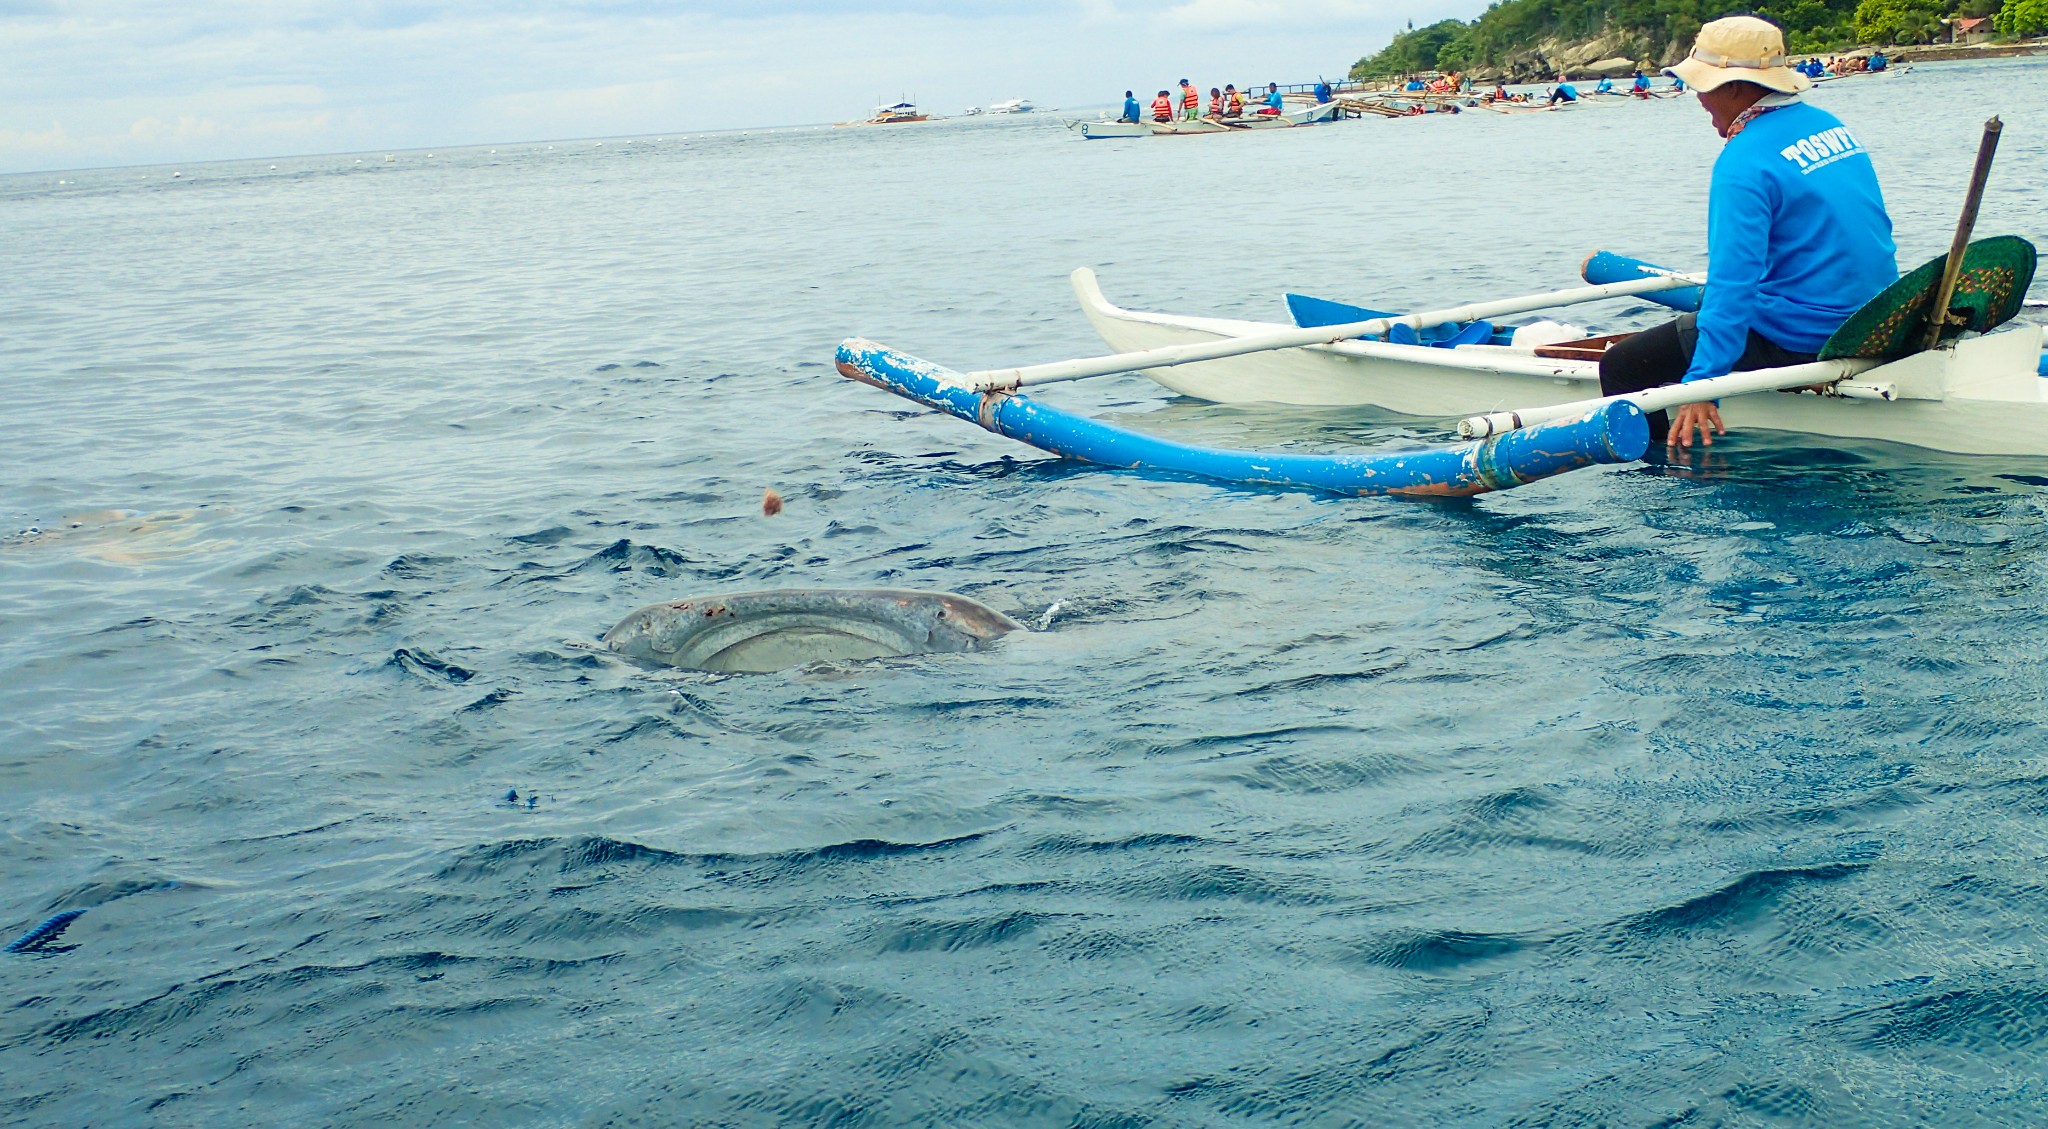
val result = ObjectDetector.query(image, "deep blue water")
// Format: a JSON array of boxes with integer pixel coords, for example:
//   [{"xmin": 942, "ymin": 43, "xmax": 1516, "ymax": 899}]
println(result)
[{"xmin": 6, "ymin": 61, "xmax": 2048, "ymax": 1126}]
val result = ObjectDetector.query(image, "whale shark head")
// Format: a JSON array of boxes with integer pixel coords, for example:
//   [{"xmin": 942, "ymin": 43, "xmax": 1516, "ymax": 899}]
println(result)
[{"xmin": 602, "ymin": 588, "xmax": 1025, "ymax": 673}]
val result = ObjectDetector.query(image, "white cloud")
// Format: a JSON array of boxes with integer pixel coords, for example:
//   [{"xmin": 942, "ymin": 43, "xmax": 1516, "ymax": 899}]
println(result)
[
  {"xmin": 1165, "ymin": 0, "xmax": 1391, "ymax": 30},
  {"xmin": 0, "ymin": 121, "xmax": 73, "ymax": 156}
]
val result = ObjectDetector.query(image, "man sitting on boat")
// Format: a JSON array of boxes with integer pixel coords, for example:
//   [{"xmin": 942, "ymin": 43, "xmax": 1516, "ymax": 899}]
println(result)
[
  {"xmin": 1225, "ymin": 85, "xmax": 1245, "ymax": 116},
  {"xmin": 1597, "ymin": 15, "xmax": 1898, "ymax": 449},
  {"xmin": 1631, "ymin": 69, "xmax": 1652, "ymax": 95},
  {"xmin": 1594, "ymin": 76, "xmax": 1614, "ymax": 94},
  {"xmin": 1121, "ymin": 91, "xmax": 1142, "ymax": 123},
  {"xmin": 1259, "ymin": 83, "xmax": 1284, "ymax": 115},
  {"xmin": 1549, "ymin": 77, "xmax": 1579, "ymax": 104},
  {"xmin": 1150, "ymin": 90, "xmax": 1174, "ymax": 122}
]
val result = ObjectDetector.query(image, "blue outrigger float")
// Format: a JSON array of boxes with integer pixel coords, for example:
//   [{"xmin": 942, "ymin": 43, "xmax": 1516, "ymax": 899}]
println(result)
[
  {"xmin": 835, "ymin": 338, "xmax": 1649, "ymax": 497},
  {"xmin": 833, "ymin": 267, "xmax": 1710, "ymax": 498}
]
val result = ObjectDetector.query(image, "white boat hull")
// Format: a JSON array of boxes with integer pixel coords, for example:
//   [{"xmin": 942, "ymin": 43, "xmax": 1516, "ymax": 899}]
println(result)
[
  {"xmin": 1071, "ymin": 269, "xmax": 2048, "ymax": 457},
  {"xmin": 1068, "ymin": 119, "xmax": 1149, "ymax": 139}
]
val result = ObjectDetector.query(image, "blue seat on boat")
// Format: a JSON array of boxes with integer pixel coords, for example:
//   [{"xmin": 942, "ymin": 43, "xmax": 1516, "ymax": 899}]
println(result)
[{"xmin": 1287, "ymin": 293, "xmax": 1495, "ymax": 349}]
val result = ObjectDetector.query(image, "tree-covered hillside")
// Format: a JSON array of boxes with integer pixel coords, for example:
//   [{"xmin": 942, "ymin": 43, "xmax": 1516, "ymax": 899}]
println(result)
[{"xmin": 1351, "ymin": 0, "xmax": 2022, "ymax": 80}]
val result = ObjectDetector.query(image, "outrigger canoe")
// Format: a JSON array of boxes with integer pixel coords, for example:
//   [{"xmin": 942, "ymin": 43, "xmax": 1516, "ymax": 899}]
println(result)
[
  {"xmin": 836, "ymin": 232, "xmax": 2041, "ymax": 498},
  {"xmin": 1065, "ymin": 106, "xmax": 1335, "ymax": 139},
  {"xmin": 1071, "ymin": 253, "xmax": 2048, "ymax": 457}
]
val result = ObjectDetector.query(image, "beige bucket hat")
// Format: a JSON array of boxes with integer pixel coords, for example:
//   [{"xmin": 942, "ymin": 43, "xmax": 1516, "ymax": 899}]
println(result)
[{"xmin": 1666, "ymin": 16, "xmax": 1812, "ymax": 94}]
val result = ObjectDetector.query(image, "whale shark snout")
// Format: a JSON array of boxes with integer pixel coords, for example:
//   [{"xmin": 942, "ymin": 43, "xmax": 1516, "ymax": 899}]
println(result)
[{"xmin": 603, "ymin": 588, "xmax": 1025, "ymax": 673}]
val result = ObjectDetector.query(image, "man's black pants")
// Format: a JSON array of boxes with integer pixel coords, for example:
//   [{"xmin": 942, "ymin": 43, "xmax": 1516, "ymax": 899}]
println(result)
[{"xmin": 1598, "ymin": 312, "xmax": 1815, "ymax": 442}]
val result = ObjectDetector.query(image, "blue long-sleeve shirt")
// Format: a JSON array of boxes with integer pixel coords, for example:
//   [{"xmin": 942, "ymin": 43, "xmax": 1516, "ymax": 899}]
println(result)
[
  {"xmin": 1685, "ymin": 101, "xmax": 1897, "ymax": 382},
  {"xmin": 1122, "ymin": 97, "xmax": 1141, "ymax": 122}
]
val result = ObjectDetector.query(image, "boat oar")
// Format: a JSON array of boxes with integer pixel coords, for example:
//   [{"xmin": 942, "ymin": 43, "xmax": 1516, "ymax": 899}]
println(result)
[
  {"xmin": 961, "ymin": 271, "xmax": 1705, "ymax": 394},
  {"xmin": 1457, "ymin": 357, "xmax": 1878, "ymax": 439},
  {"xmin": 1922, "ymin": 116, "xmax": 2001, "ymax": 351}
]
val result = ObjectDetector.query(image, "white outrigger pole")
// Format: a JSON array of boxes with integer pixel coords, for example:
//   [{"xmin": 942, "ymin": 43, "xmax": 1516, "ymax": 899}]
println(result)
[
  {"xmin": 962, "ymin": 271, "xmax": 1705, "ymax": 394},
  {"xmin": 1457, "ymin": 358, "xmax": 1881, "ymax": 439}
]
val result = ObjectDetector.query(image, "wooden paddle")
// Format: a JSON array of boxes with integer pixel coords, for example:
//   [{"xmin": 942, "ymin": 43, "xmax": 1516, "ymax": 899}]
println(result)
[
  {"xmin": 1923, "ymin": 116, "xmax": 2001, "ymax": 351},
  {"xmin": 962, "ymin": 270, "xmax": 1706, "ymax": 394}
]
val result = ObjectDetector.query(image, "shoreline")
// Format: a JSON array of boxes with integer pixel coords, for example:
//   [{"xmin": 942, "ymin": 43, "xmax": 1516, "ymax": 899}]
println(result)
[
  {"xmin": 1462, "ymin": 34, "xmax": 2048, "ymax": 83},
  {"xmin": 1889, "ymin": 40, "xmax": 2048, "ymax": 63}
]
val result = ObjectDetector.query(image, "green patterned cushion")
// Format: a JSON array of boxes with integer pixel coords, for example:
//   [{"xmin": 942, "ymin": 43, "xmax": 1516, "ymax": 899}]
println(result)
[{"xmin": 1818, "ymin": 235, "xmax": 2036, "ymax": 361}]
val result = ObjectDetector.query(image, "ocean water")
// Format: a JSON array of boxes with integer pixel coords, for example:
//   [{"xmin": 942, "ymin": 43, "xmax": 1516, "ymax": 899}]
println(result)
[{"xmin": 5, "ymin": 61, "xmax": 2048, "ymax": 1126}]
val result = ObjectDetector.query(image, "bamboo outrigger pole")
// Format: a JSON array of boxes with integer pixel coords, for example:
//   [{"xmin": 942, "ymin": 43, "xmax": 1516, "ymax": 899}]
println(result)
[{"xmin": 1922, "ymin": 116, "xmax": 2002, "ymax": 352}]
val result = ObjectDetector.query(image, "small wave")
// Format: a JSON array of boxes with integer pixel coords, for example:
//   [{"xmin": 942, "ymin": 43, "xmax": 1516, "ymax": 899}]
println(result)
[
  {"xmin": 388, "ymin": 647, "xmax": 475, "ymax": 684},
  {"xmin": 459, "ymin": 688, "xmax": 515, "ymax": 712},
  {"xmin": 508, "ymin": 525, "xmax": 576, "ymax": 546},
  {"xmin": 872, "ymin": 910, "xmax": 1052, "ymax": 953},
  {"xmin": 1820, "ymin": 978, "xmax": 2048, "ymax": 1060},
  {"xmin": 1232, "ymin": 751, "xmax": 1419, "ymax": 794},
  {"xmin": 383, "ymin": 553, "xmax": 454, "ymax": 577},
  {"xmin": 436, "ymin": 830, "xmax": 997, "ymax": 883},
  {"xmin": 1609, "ymin": 862, "xmax": 1868, "ymax": 941},
  {"xmin": 1354, "ymin": 928, "xmax": 1533, "ymax": 972},
  {"xmin": 1114, "ymin": 863, "xmax": 1330, "ymax": 906},
  {"xmin": 571, "ymin": 537, "xmax": 697, "ymax": 576},
  {"xmin": 1023, "ymin": 832, "xmax": 1208, "ymax": 857}
]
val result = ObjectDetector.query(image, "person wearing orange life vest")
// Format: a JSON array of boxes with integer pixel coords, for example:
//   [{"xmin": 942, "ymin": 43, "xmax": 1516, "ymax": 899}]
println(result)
[
  {"xmin": 1150, "ymin": 90, "xmax": 1174, "ymax": 122},
  {"xmin": 1179, "ymin": 79, "xmax": 1199, "ymax": 121},
  {"xmin": 1207, "ymin": 88, "xmax": 1224, "ymax": 117},
  {"xmin": 1223, "ymin": 84, "xmax": 1244, "ymax": 117}
]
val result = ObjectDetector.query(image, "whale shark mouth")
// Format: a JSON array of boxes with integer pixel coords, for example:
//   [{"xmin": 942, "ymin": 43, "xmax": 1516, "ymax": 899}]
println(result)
[{"xmin": 602, "ymin": 589, "xmax": 1025, "ymax": 673}]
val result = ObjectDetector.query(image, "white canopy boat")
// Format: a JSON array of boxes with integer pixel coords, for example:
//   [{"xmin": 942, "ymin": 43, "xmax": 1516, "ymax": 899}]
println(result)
[{"xmin": 1069, "ymin": 260, "xmax": 2048, "ymax": 457}]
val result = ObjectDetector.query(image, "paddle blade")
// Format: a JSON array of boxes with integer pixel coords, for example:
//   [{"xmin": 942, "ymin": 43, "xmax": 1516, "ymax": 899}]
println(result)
[
  {"xmin": 1819, "ymin": 235, "xmax": 2038, "ymax": 360},
  {"xmin": 1285, "ymin": 294, "xmax": 1496, "ymax": 347},
  {"xmin": 1580, "ymin": 251, "xmax": 1703, "ymax": 312},
  {"xmin": 1285, "ymin": 293, "xmax": 1398, "ymax": 331}
]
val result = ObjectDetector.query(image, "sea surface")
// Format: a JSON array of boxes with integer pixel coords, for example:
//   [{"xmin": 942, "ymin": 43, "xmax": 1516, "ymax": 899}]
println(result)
[{"xmin": 6, "ymin": 61, "xmax": 2048, "ymax": 1126}]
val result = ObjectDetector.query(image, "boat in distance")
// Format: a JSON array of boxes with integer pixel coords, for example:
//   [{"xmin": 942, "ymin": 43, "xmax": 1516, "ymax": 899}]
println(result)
[
  {"xmin": 1071, "ymin": 268, "xmax": 2048, "ymax": 457},
  {"xmin": 839, "ymin": 101, "xmax": 929, "ymax": 126},
  {"xmin": 1065, "ymin": 102, "xmax": 1339, "ymax": 139}
]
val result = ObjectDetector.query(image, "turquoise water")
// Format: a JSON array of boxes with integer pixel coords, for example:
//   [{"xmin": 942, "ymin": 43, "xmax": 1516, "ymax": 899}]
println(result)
[{"xmin": 5, "ymin": 62, "xmax": 2048, "ymax": 1125}]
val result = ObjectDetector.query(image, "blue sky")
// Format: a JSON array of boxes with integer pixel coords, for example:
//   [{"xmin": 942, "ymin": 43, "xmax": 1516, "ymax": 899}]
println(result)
[{"xmin": 0, "ymin": 0, "xmax": 1458, "ymax": 172}]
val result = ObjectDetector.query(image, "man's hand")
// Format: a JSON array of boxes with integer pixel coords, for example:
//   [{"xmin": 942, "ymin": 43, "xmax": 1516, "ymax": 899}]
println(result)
[{"xmin": 1668, "ymin": 401, "xmax": 1726, "ymax": 450}]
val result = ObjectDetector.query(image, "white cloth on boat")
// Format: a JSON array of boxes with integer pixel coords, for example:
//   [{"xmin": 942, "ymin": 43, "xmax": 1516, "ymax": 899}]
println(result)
[{"xmin": 1511, "ymin": 320, "xmax": 1589, "ymax": 348}]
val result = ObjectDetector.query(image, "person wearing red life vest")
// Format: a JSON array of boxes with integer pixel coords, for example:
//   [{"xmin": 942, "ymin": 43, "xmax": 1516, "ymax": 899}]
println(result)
[
  {"xmin": 1208, "ymin": 87, "xmax": 1224, "ymax": 117},
  {"xmin": 1179, "ymin": 79, "xmax": 1199, "ymax": 121},
  {"xmin": 1150, "ymin": 90, "xmax": 1174, "ymax": 122}
]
